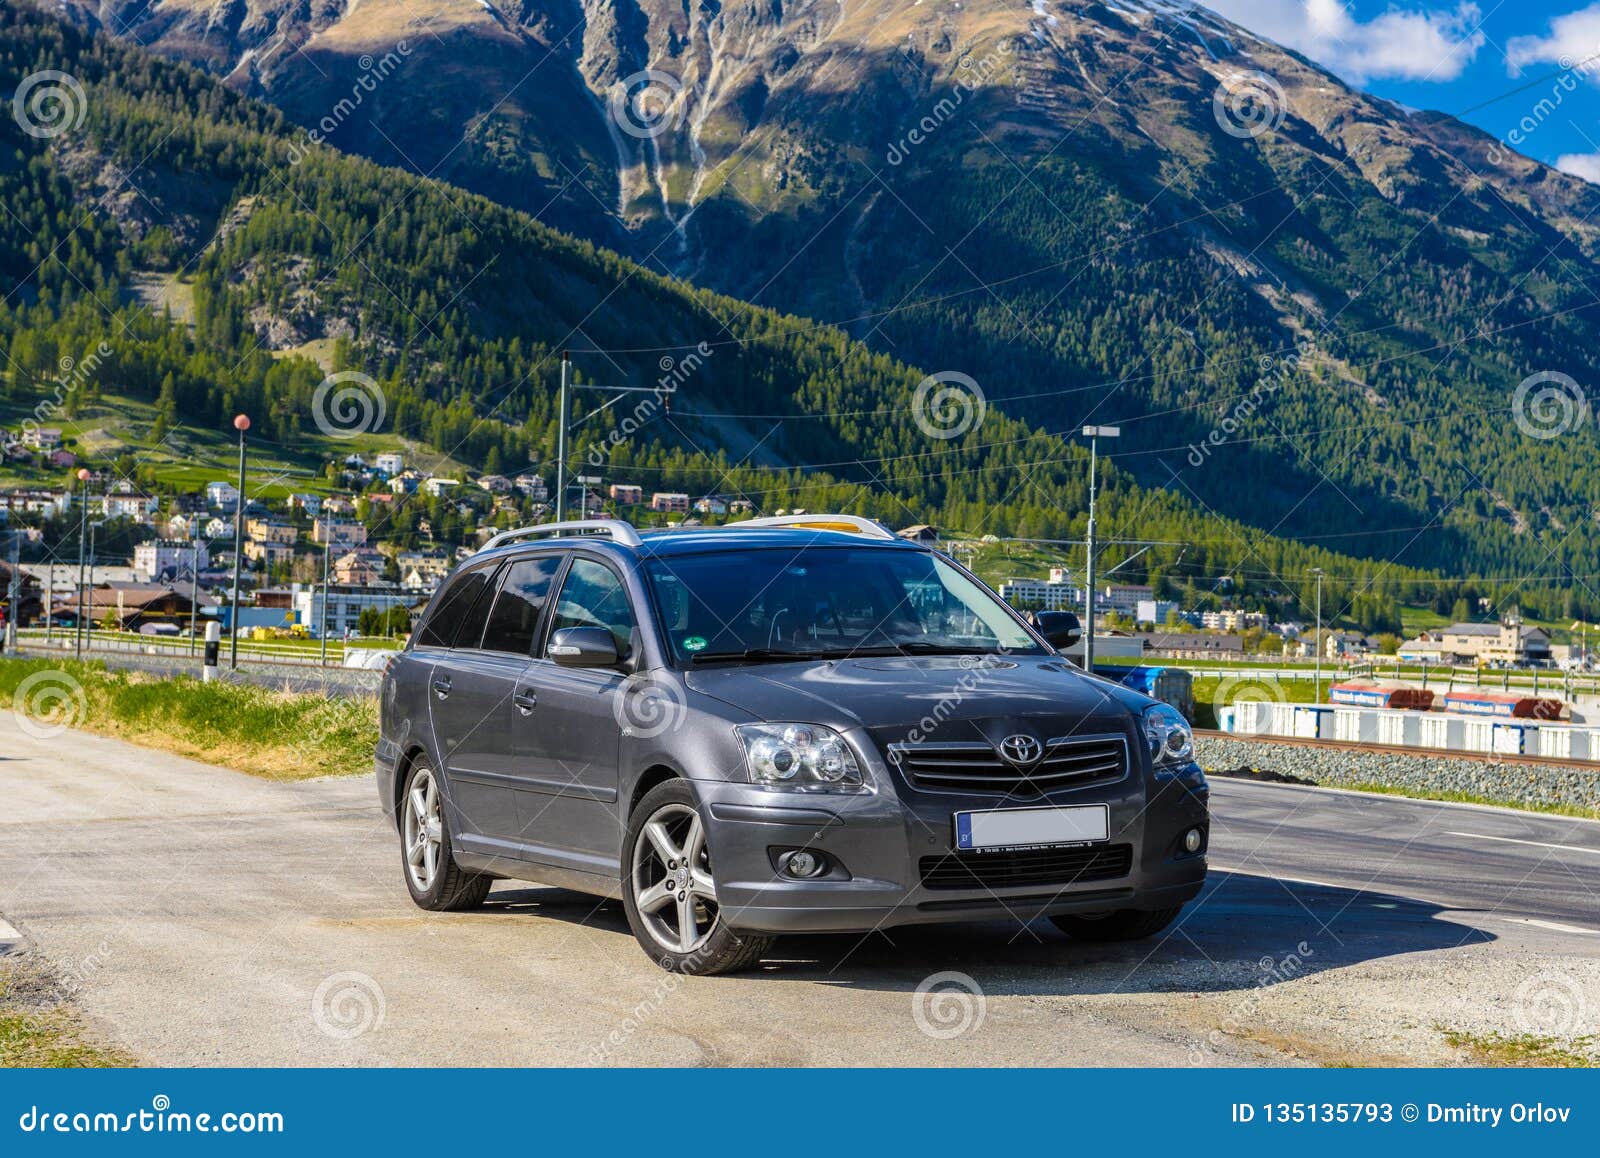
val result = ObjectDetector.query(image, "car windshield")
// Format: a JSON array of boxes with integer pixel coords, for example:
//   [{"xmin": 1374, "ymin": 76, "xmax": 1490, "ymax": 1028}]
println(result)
[{"xmin": 643, "ymin": 545, "xmax": 1045, "ymax": 665}]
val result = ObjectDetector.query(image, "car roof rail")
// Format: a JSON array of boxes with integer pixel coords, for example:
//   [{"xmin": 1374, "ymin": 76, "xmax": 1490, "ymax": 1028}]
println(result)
[
  {"xmin": 727, "ymin": 513, "xmax": 898, "ymax": 540},
  {"xmin": 478, "ymin": 519, "xmax": 643, "ymax": 552}
]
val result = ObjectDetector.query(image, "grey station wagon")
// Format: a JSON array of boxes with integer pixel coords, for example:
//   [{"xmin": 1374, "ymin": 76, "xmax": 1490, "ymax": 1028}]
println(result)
[{"xmin": 376, "ymin": 515, "xmax": 1209, "ymax": 974}]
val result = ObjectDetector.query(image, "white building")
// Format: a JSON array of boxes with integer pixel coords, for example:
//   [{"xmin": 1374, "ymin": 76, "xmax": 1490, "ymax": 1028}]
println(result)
[
  {"xmin": 134, "ymin": 540, "xmax": 210, "ymax": 583},
  {"xmin": 1135, "ymin": 599, "xmax": 1180, "ymax": 625},
  {"xmin": 292, "ymin": 584, "xmax": 414, "ymax": 638},
  {"xmin": 422, "ymin": 478, "xmax": 460, "ymax": 497},
  {"xmin": 1101, "ymin": 584, "xmax": 1154, "ymax": 614},
  {"xmin": 101, "ymin": 493, "xmax": 160, "ymax": 522},
  {"xmin": 206, "ymin": 481, "xmax": 240, "ymax": 510},
  {"xmin": 999, "ymin": 578, "xmax": 1081, "ymax": 610},
  {"xmin": 374, "ymin": 452, "xmax": 405, "ymax": 476}
]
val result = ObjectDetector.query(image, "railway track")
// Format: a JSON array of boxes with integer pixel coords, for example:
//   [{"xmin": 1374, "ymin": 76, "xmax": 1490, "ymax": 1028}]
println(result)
[{"xmin": 1195, "ymin": 727, "xmax": 1600, "ymax": 770}]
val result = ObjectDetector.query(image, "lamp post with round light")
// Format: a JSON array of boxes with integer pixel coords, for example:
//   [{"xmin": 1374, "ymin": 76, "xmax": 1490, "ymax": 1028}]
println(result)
[{"xmin": 229, "ymin": 414, "xmax": 249, "ymax": 672}]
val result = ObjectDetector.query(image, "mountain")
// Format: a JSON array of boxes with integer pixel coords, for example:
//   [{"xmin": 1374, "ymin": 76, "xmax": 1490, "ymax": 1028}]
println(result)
[{"xmin": 50, "ymin": 0, "xmax": 1600, "ymax": 591}]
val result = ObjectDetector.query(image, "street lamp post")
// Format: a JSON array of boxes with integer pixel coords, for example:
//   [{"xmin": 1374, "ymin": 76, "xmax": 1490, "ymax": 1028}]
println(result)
[
  {"xmin": 1081, "ymin": 425, "xmax": 1120, "ymax": 672},
  {"xmin": 189, "ymin": 518, "xmax": 200, "ymax": 655},
  {"xmin": 74, "ymin": 468, "xmax": 90, "ymax": 659},
  {"xmin": 229, "ymin": 414, "xmax": 249, "ymax": 672},
  {"xmin": 319, "ymin": 543, "xmax": 331, "ymax": 668},
  {"xmin": 553, "ymin": 353, "xmax": 675, "ymax": 525},
  {"xmin": 1310, "ymin": 568, "xmax": 1325, "ymax": 704}
]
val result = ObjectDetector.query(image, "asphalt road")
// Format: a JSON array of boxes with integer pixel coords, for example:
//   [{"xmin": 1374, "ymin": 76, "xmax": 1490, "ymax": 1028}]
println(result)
[{"xmin": 2, "ymin": 714, "xmax": 1596, "ymax": 1066}]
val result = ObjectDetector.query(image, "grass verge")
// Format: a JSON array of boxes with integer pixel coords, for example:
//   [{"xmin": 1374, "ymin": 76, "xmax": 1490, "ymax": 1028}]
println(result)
[
  {"xmin": 1341, "ymin": 780, "xmax": 1600, "ymax": 821},
  {"xmin": 1441, "ymin": 1028, "xmax": 1597, "ymax": 1067},
  {"xmin": 0, "ymin": 658, "xmax": 377, "ymax": 780},
  {"xmin": 0, "ymin": 960, "xmax": 132, "ymax": 1068}
]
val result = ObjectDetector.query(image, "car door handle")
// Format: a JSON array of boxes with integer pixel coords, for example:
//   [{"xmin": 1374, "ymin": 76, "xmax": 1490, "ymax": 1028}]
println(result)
[
  {"xmin": 512, "ymin": 688, "xmax": 538, "ymax": 715},
  {"xmin": 431, "ymin": 677, "xmax": 452, "ymax": 700}
]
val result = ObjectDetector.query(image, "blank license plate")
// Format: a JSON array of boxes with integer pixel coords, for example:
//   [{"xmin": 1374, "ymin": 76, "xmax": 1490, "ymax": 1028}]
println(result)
[{"xmin": 955, "ymin": 804, "xmax": 1109, "ymax": 851}]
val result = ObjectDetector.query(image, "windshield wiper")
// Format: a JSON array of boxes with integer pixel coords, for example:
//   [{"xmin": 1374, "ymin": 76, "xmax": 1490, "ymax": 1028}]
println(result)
[
  {"xmin": 688, "ymin": 648, "xmax": 826, "ymax": 665},
  {"xmin": 807, "ymin": 642, "xmax": 1006, "ymax": 659}
]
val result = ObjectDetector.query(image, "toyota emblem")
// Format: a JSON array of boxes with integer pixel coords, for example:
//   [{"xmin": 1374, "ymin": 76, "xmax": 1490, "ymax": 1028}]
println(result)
[{"xmin": 998, "ymin": 734, "xmax": 1042, "ymax": 766}]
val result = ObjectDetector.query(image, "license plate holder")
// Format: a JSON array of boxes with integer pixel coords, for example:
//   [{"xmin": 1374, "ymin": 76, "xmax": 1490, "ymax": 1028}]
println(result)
[{"xmin": 954, "ymin": 804, "xmax": 1110, "ymax": 852}]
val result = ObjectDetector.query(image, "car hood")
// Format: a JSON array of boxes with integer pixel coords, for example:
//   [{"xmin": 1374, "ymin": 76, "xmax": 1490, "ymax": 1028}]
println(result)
[{"xmin": 684, "ymin": 655, "xmax": 1148, "ymax": 738}]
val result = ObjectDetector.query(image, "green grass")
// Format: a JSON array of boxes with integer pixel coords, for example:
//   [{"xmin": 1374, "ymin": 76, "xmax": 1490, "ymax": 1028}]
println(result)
[
  {"xmin": 0, "ymin": 657, "xmax": 376, "ymax": 780},
  {"xmin": 1340, "ymin": 781, "xmax": 1600, "ymax": 821},
  {"xmin": 1191, "ymin": 674, "xmax": 1320, "ymax": 728},
  {"xmin": 0, "ymin": 965, "xmax": 132, "ymax": 1068},
  {"xmin": 0, "ymin": 390, "xmax": 471, "ymax": 500},
  {"xmin": 1441, "ymin": 1028, "xmax": 1597, "ymax": 1067}
]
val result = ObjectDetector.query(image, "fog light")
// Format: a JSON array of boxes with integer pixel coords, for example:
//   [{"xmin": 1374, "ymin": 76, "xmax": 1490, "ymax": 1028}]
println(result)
[
  {"xmin": 783, "ymin": 850, "xmax": 825, "ymax": 878},
  {"xmin": 1183, "ymin": 828, "xmax": 1203, "ymax": 853}
]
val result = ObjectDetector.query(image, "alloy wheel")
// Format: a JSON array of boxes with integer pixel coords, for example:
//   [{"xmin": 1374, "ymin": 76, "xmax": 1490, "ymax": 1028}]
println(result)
[
  {"xmin": 403, "ymin": 766, "xmax": 443, "ymax": 892},
  {"xmin": 631, "ymin": 802, "xmax": 719, "ymax": 954}
]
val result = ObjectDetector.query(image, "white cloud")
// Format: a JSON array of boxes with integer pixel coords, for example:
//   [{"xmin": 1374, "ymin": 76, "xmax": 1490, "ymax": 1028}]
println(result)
[
  {"xmin": 1556, "ymin": 151, "xmax": 1600, "ymax": 182},
  {"xmin": 1506, "ymin": 4, "xmax": 1600, "ymax": 75},
  {"xmin": 1204, "ymin": 1, "xmax": 1486, "ymax": 82}
]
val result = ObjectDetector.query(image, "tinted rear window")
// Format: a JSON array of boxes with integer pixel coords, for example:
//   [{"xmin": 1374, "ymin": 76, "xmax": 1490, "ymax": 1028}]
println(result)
[
  {"xmin": 482, "ymin": 555, "xmax": 563, "ymax": 655},
  {"xmin": 417, "ymin": 567, "xmax": 495, "ymax": 649}
]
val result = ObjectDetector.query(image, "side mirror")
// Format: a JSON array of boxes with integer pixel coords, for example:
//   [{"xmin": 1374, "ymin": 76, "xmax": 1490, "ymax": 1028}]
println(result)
[
  {"xmin": 547, "ymin": 626, "xmax": 621, "ymax": 668},
  {"xmin": 1030, "ymin": 610, "xmax": 1082, "ymax": 650}
]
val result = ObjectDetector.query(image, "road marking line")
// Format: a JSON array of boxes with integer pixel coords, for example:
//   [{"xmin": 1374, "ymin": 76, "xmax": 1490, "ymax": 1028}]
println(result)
[
  {"xmin": 1445, "ymin": 831, "xmax": 1600, "ymax": 857},
  {"xmin": 0, "ymin": 918, "xmax": 22, "ymax": 951}
]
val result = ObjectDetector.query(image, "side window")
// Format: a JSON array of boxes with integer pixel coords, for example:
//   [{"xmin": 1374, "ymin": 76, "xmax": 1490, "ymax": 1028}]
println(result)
[
  {"xmin": 481, "ymin": 555, "xmax": 563, "ymax": 656},
  {"xmin": 417, "ymin": 566, "xmax": 495, "ymax": 649},
  {"xmin": 545, "ymin": 558, "xmax": 636, "ymax": 658}
]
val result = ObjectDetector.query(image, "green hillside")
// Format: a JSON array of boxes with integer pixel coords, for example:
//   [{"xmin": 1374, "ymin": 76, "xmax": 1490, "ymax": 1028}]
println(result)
[{"xmin": 0, "ymin": 3, "xmax": 1582, "ymax": 633}]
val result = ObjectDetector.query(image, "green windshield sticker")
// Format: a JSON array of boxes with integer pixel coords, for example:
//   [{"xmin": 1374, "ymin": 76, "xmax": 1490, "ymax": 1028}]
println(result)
[{"xmin": 683, "ymin": 635, "xmax": 708, "ymax": 653}]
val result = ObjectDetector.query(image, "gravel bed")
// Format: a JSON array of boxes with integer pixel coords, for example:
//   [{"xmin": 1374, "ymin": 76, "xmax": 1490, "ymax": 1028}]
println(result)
[{"xmin": 1196, "ymin": 735, "xmax": 1600, "ymax": 812}]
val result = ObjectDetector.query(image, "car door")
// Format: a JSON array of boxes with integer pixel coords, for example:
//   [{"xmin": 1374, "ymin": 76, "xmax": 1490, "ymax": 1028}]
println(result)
[
  {"xmin": 417, "ymin": 561, "xmax": 522, "ymax": 847},
  {"xmin": 512, "ymin": 555, "xmax": 639, "ymax": 869}
]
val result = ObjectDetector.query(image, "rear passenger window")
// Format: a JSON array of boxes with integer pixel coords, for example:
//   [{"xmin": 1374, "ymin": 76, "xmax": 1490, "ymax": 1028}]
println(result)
[
  {"xmin": 417, "ymin": 567, "xmax": 495, "ymax": 649},
  {"xmin": 481, "ymin": 555, "xmax": 563, "ymax": 655}
]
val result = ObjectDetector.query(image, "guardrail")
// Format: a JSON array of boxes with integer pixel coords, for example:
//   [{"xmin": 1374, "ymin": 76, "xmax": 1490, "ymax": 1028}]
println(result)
[{"xmin": 12, "ymin": 629, "xmax": 402, "ymax": 668}]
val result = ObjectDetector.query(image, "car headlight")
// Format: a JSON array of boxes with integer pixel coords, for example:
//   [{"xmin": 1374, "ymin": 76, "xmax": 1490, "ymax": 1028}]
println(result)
[
  {"xmin": 736, "ymin": 723, "xmax": 864, "ymax": 791},
  {"xmin": 1143, "ymin": 704, "xmax": 1195, "ymax": 769}
]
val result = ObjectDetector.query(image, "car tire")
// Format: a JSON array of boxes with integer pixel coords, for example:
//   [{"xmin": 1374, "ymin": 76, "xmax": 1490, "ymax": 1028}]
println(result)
[
  {"xmin": 621, "ymin": 780, "xmax": 775, "ymax": 975},
  {"xmin": 400, "ymin": 759, "xmax": 491, "ymax": 911},
  {"xmin": 1050, "ymin": 905, "xmax": 1182, "ymax": 942}
]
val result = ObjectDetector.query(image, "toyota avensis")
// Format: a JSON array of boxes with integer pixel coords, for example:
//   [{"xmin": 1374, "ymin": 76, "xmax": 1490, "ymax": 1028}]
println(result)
[{"xmin": 376, "ymin": 515, "xmax": 1209, "ymax": 974}]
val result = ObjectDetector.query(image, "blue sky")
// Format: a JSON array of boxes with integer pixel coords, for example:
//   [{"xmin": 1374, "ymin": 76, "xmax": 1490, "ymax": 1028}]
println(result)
[{"xmin": 1203, "ymin": 1, "xmax": 1600, "ymax": 180}]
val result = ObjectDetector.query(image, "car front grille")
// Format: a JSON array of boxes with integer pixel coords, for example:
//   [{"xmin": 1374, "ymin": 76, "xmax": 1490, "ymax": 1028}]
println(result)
[
  {"xmin": 888, "ymin": 733, "xmax": 1128, "ymax": 796},
  {"xmin": 919, "ymin": 843, "xmax": 1134, "ymax": 891}
]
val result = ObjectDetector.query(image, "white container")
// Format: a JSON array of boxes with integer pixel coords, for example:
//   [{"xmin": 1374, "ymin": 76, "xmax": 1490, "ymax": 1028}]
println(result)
[
  {"xmin": 1462, "ymin": 719, "xmax": 1496, "ymax": 753},
  {"xmin": 1492, "ymin": 723, "xmax": 1532, "ymax": 755},
  {"xmin": 1292, "ymin": 705, "xmax": 1333, "ymax": 739},
  {"xmin": 1420, "ymin": 714, "xmax": 1464, "ymax": 750},
  {"xmin": 1268, "ymin": 702, "xmax": 1297, "ymax": 737},
  {"xmin": 1537, "ymin": 726, "xmax": 1584, "ymax": 760},
  {"xmin": 1231, "ymin": 701, "xmax": 1266, "ymax": 735},
  {"xmin": 1334, "ymin": 707, "xmax": 1375, "ymax": 744},
  {"xmin": 1377, "ymin": 711, "xmax": 1422, "ymax": 746}
]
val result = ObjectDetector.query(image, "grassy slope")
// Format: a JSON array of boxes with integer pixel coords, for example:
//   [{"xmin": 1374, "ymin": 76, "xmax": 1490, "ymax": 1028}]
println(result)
[{"xmin": 0, "ymin": 658, "xmax": 375, "ymax": 779}]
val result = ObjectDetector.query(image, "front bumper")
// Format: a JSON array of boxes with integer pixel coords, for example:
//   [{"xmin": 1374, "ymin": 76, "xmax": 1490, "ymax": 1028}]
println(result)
[{"xmin": 695, "ymin": 763, "xmax": 1209, "ymax": 935}]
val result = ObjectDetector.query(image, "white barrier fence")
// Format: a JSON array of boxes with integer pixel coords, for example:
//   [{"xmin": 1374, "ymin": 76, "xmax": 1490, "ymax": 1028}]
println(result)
[{"xmin": 1220, "ymin": 701, "xmax": 1600, "ymax": 760}]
